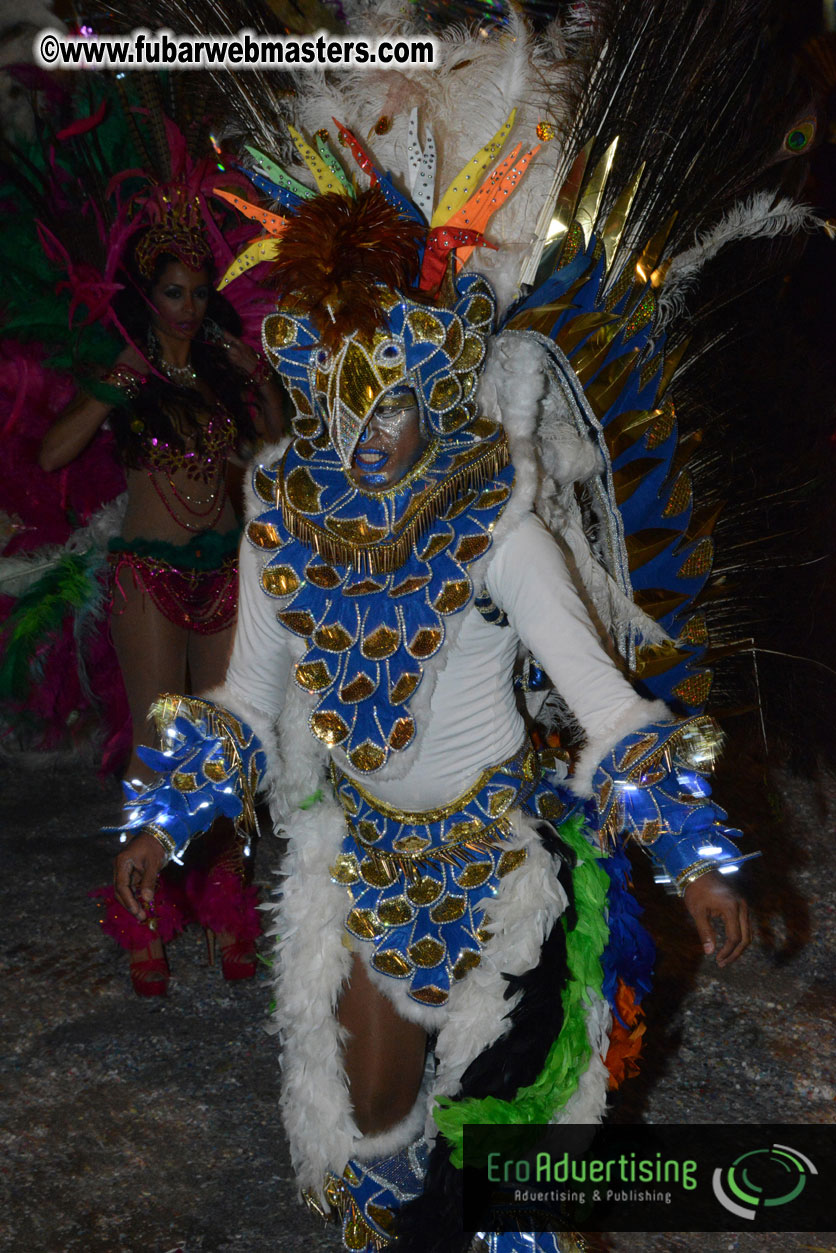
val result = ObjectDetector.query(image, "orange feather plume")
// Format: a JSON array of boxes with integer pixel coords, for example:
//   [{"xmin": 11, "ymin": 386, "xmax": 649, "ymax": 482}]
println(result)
[
  {"xmin": 268, "ymin": 188, "xmax": 426, "ymax": 350},
  {"xmin": 604, "ymin": 979, "xmax": 647, "ymax": 1089}
]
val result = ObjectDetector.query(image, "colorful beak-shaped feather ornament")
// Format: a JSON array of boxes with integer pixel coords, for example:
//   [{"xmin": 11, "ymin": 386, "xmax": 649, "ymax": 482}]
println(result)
[{"xmin": 218, "ymin": 111, "xmax": 539, "ymax": 300}]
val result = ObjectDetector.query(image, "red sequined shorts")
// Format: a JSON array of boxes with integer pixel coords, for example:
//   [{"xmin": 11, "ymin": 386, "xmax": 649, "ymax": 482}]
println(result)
[{"xmin": 108, "ymin": 530, "xmax": 239, "ymax": 635}]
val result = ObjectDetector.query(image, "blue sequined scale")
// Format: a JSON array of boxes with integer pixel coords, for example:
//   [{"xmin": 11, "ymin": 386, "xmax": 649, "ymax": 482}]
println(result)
[
  {"xmin": 247, "ymin": 442, "xmax": 514, "ymax": 774},
  {"xmin": 328, "ymin": 746, "xmax": 578, "ymax": 1007}
]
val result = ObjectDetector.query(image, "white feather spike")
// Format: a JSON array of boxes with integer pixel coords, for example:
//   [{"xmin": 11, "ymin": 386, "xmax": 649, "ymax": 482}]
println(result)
[
  {"xmin": 0, "ymin": 546, "xmax": 64, "ymax": 597},
  {"xmin": 406, "ymin": 108, "xmax": 436, "ymax": 221},
  {"xmin": 0, "ymin": 495, "xmax": 127, "ymax": 598},
  {"xmin": 283, "ymin": 8, "xmax": 584, "ymax": 315}
]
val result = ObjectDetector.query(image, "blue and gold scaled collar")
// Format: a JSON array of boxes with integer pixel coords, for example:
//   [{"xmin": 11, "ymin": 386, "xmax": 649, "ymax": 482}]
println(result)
[{"xmin": 247, "ymin": 423, "xmax": 514, "ymax": 773}]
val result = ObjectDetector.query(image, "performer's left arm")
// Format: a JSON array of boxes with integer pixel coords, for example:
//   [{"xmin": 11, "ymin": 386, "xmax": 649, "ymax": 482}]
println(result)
[{"xmin": 485, "ymin": 514, "xmax": 753, "ymax": 965}]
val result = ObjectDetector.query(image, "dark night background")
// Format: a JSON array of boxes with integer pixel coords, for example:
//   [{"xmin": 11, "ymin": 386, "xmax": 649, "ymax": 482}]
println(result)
[{"xmin": 2, "ymin": 4, "xmax": 834, "ymax": 1253}]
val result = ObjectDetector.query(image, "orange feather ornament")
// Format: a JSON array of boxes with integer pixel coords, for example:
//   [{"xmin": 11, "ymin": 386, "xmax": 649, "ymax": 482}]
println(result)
[
  {"xmin": 604, "ymin": 978, "xmax": 647, "ymax": 1089},
  {"xmin": 268, "ymin": 188, "xmax": 426, "ymax": 350}
]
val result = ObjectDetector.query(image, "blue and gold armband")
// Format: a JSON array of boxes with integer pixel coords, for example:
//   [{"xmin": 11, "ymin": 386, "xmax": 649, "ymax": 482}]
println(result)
[
  {"xmin": 592, "ymin": 715, "xmax": 759, "ymax": 895},
  {"xmin": 114, "ymin": 694, "xmax": 267, "ymax": 863}
]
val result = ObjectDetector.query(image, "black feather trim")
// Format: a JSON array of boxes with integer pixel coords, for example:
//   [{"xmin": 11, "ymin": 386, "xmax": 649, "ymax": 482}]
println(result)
[{"xmin": 393, "ymin": 822, "xmax": 578, "ymax": 1252}]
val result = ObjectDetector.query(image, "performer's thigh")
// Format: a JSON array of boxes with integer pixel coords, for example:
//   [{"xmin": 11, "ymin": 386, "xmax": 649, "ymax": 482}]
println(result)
[
  {"xmin": 110, "ymin": 572, "xmax": 188, "ymax": 777},
  {"xmin": 338, "ymin": 952, "xmax": 427, "ymax": 1136},
  {"xmin": 186, "ymin": 621, "xmax": 236, "ymax": 694}
]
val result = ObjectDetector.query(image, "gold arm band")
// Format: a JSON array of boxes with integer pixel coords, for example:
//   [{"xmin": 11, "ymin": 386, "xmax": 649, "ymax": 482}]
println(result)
[
  {"xmin": 144, "ymin": 822, "xmax": 177, "ymax": 861},
  {"xmin": 674, "ymin": 860, "xmax": 717, "ymax": 895}
]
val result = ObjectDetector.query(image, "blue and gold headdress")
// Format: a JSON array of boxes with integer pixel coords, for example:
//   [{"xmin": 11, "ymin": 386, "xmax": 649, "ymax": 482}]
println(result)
[{"xmin": 219, "ymin": 119, "xmax": 537, "ymax": 772}]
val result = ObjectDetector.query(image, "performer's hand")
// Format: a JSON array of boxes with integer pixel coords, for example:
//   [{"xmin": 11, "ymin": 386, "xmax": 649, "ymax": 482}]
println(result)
[
  {"xmin": 683, "ymin": 871, "xmax": 750, "ymax": 968},
  {"xmin": 221, "ymin": 331, "xmax": 259, "ymax": 375},
  {"xmin": 114, "ymin": 831, "xmax": 166, "ymax": 922}
]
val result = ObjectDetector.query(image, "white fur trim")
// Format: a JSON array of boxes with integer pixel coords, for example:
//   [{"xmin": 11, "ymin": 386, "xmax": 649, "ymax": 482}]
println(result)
[
  {"xmin": 569, "ymin": 697, "xmax": 672, "ymax": 797},
  {"xmin": 272, "ymin": 678, "xmax": 330, "ymax": 819},
  {"xmin": 269, "ymin": 793, "xmax": 358, "ymax": 1194}
]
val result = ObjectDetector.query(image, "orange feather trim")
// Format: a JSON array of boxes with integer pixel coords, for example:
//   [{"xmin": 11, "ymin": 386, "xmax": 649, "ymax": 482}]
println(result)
[
  {"xmin": 268, "ymin": 188, "xmax": 426, "ymax": 350},
  {"xmin": 604, "ymin": 978, "xmax": 647, "ymax": 1090}
]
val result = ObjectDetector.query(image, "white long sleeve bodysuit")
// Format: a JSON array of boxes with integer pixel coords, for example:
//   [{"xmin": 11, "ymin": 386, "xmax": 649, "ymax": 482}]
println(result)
[
  {"xmin": 214, "ymin": 504, "xmax": 671, "ymax": 1198},
  {"xmin": 225, "ymin": 509, "xmax": 664, "ymax": 811}
]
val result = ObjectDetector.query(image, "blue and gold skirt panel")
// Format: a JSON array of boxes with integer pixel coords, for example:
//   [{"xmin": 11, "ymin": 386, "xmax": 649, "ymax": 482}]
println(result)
[{"xmin": 329, "ymin": 744, "xmax": 577, "ymax": 1007}]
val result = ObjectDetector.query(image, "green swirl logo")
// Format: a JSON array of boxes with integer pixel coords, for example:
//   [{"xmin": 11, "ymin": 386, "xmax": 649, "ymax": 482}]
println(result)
[{"xmin": 713, "ymin": 1144, "xmax": 817, "ymax": 1220}]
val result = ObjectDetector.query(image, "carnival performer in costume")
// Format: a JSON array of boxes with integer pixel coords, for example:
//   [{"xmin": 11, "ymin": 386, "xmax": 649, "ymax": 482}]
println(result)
[
  {"xmin": 42, "ymin": 209, "xmax": 283, "ymax": 994},
  {"xmin": 0, "ymin": 76, "xmax": 283, "ymax": 996},
  {"xmin": 106, "ymin": 0, "xmax": 818, "ymax": 1246}
]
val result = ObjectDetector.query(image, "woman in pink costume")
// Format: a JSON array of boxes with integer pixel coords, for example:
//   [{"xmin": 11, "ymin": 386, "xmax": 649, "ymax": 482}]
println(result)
[{"xmin": 40, "ymin": 204, "xmax": 284, "ymax": 995}]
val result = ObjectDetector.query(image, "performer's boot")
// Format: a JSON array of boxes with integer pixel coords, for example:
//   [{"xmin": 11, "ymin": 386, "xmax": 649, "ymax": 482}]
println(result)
[
  {"xmin": 470, "ymin": 1233, "xmax": 601, "ymax": 1252},
  {"xmin": 306, "ymin": 1136, "xmax": 429, "ymax": 1251}
]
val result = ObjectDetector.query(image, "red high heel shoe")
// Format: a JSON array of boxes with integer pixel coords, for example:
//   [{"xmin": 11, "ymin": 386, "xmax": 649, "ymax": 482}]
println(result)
[
  {"xmin": 191, "ymin": 836, "xmax": 261, "ymax": 982},
  {"xmin": 93, "ymin": 877, "xmax": 185, "ymax": 998},
  {"xmin": 205, "ymin": 929, "xmax": 258, "ymax": 981},
  {"xmin": 129, "ymin": 940, "xmax": 170, "ymax": 997}
]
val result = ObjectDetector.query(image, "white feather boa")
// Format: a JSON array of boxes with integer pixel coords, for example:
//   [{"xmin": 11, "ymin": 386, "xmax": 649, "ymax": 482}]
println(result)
[{"xmin": 259, "ymin": 777, "xmax": 613, "ymax": 1192}]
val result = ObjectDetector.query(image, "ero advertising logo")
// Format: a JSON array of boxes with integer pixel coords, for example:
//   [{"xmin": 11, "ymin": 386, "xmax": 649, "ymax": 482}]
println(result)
[
  {"xmin": 463, "ymin": 1124, "xmax": 833, "ymax": 1233},
  {"xmin": 712, "ymin": 1142, "xmax": 818, "ymax": 1220}
]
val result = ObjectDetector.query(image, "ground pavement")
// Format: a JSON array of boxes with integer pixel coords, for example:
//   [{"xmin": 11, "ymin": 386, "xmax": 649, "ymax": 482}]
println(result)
[{"xmin": 1, "ymin": 728, "xmax": 833, "ymax": 1253}]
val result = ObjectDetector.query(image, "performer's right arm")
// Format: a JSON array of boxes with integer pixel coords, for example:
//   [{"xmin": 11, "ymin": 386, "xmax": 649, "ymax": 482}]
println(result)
[{"xmin": 38, "ymin": 345, "xmax": 148, "ymax": 471}]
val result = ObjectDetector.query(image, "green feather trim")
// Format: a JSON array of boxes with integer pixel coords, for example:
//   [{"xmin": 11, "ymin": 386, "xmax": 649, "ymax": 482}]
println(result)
[
  {"xmin": 433, "ymin": 815, "xmax": 611, "ymax": 1167},
  {"xmin": 0, "ymin": 78, "xmax": 140, "ymax": 378},
  {"xmin": 0, "ymin": 550, "xmax": 105, "ymax": 700},
  {"xmin": 107, "ymin": 528, "xmax": 240, "ymax": 570},
  {"xmin": 0, "ymin": 229, "xmax": 120, "ymax": 375}
]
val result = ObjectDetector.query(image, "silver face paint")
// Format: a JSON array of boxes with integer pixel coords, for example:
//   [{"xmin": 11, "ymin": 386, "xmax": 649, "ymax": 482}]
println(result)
[{"xmin": 349, "ymin": 388, "xmax": 429, "ymax": 491}]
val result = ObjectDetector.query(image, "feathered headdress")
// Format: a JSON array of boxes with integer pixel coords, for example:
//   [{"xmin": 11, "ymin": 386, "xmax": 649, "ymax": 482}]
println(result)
[
  {"xmin": 196, "ymin": 0, "xmax": 821, "ymax": 726},
  {"xmin": 133, "ymin": 184, "xmax": 213, "ymax": 280},
  {"xmin": 266, "ymin": 188, "xmax": 425, "ymax": 350},
  {"xmin": 213, "ymin": 111, "xmax": 539, "ymax": 305}
]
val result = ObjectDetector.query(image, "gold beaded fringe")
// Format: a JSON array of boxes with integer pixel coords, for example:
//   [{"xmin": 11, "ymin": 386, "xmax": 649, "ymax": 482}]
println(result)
[{"xmin": 280, "ymin": 434, "xmax": 510, "ymax": 574}]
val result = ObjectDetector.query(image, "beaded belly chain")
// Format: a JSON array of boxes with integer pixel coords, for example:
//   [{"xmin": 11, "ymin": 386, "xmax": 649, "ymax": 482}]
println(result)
[{"xmin": 141, "ymin": 406, "xmax": 238, "ymax": 533}]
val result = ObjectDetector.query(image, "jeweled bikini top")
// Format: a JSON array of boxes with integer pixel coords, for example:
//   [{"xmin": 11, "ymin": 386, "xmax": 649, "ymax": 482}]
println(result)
[{"xmin": 130, "ymin": 403, "xmax": 238, "ymax": 478}]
